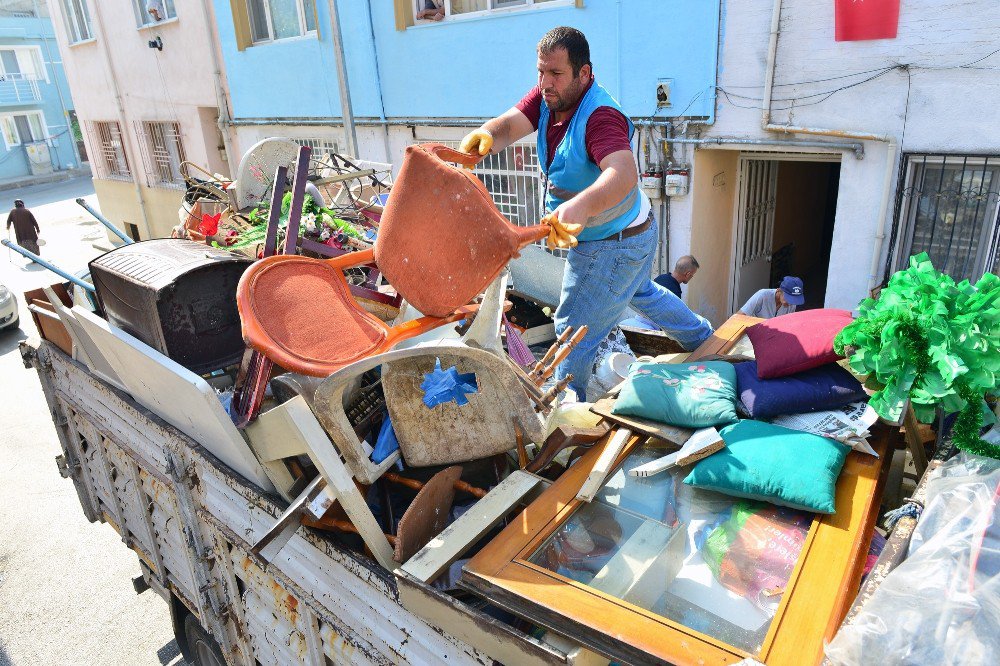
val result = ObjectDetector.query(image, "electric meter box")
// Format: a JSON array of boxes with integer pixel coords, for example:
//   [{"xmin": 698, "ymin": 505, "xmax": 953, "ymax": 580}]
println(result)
[{"xmin": 665, "ymin": 171, "xmax": 690, "ymax": 197}]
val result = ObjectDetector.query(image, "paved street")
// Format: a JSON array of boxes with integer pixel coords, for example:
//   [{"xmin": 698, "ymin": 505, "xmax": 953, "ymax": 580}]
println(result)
[{"xmin": 0, "ymin": 178, "xmax": 183, "ymax": 666}]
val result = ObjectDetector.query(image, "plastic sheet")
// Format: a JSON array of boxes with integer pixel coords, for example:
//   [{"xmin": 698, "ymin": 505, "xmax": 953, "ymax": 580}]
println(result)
[{"xmin": 825, "ymin": 454, "xmax": 1000, "ymax": 665}]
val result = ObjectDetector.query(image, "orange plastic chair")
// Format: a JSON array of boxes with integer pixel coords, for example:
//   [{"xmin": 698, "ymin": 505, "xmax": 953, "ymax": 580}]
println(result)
[
  {"xmin": 238, "ymin": 144, "xmax": 548, "ymax": 378},
  {"xmin": 375, "ymin": 143, "xmax": 550, "ymax": 317},
  {"xmin": 237, "ymin": 248, "xmax": 476, "ymax": 377}
]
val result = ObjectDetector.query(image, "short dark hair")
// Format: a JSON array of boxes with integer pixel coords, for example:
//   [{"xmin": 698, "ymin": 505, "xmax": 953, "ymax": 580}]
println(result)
[
  {"xmin": 13, "ymin": 199, "xmax": 24, "ymax": 208},
  {"xmin": 537, "ymin": 27, "xmax": 591, "ymax": 77}
]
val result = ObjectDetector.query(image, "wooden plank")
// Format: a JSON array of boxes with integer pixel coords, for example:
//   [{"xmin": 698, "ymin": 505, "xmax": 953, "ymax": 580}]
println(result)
[
  {"xmin": 627, "ymin": 426, "xmax": 724, "ymax": 477},
  {"xmin": 901, "ymin": 402, "xmax": 929, "ymax": 478},
  {"xmin": 590, "ymin": 398, "xmax": 692, "ymax": 445},
  {"xmin": 400, "ymin": 471, "xmax": 543, "ymax": 583},
  {"xmin": 280, "ymin": 397, "xmax": 396, "ymax": 570},
  {"xmin": 576, "ymin": 428, "xmax": 634, "ymax": 503}
]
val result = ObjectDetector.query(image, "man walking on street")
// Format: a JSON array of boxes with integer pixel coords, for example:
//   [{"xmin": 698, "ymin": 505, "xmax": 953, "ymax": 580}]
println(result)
[
  {"xmin": 6, "ymin": 199, "xmax": 40, "ymax": 256},
  {"xmin": 460, "ymin": 27, "xmax": 713, "ymax": 400},
  {"xmin": 654, "ymin": 255, "xmax": 700, "ymax": 300}
]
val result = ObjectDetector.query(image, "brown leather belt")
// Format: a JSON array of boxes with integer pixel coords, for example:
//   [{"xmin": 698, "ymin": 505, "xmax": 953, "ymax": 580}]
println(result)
[{"xmin": 604, "ymin": 211, "xmax": 652, "ymax": 241}]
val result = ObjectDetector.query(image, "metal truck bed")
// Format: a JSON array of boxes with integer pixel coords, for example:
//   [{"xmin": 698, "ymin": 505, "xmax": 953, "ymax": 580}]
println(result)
[{"xmin": 24, "ymin": 339, "xmax": 506, "ymax": 665}]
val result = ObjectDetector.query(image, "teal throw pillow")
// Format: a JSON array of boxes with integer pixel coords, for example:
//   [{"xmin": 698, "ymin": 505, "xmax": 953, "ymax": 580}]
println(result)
[
  {"xmin": 611, "ymin": 361, "xmax": 739, "ymax": 429},
  {"xmin": 683, "ymin": 419, "xmax": 851, "ymax": 514}
]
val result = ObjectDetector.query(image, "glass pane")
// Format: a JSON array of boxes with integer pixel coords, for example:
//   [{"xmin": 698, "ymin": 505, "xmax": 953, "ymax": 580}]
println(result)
[
  {"xmin": 907, "ymin": 161, "xmax": 1000, "ymax": 281},
  {"xmin": 0, "ymin": 51, "xmax": 19, "ymax": 75},
  {"xmin": 451, "ymin": 0, "xmax": 489, "ymax": 14},
  {"xmin": 269, "ymin": 0, "xmax": 303, "ymax": 39},
  {"xmin": 28, "ymin": 114, "xmax": 44, "ymax": 141},
  {"xmin": 303, "ymin": 0, "xmax": 316, "ymax": 32},
  {"xmin": 727, "ymin": 333, "xmax": 755, "ymax": 359},
  {"xmin": 247, "ymin": 0, "xmax": 270, "ymax": 41},
  {"xmin": 527, "ymin": 442, "xmax": 813, "ymax": 654},
  {"xmin": 493, "ymin": 0, "xmax": 527, "ymax": 7},
  {"xmin": 165, "ymin": 0, "xmax": 177, "ymax": 19},
  {"xmin": 73, "ymin": 0, "xmax": 91, "ymax": 39}
]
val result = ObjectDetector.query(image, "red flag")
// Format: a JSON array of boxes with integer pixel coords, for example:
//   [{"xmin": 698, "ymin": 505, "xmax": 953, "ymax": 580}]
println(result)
[{"xmin": 835, "ymin": 0, "xmax": 900, "ymax": 41}]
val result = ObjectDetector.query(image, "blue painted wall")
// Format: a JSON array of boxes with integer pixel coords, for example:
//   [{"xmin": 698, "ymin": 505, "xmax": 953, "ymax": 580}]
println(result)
[
  {"xmin": 215, "ymin": 1, "xmax": 719, "ymax": 122},
  {"xmin": 0, "ymin": 14, "xmax": 78, "ymax": 180}
]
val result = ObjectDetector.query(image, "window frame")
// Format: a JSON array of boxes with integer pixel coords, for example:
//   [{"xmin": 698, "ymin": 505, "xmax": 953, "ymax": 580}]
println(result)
[
  {"xmin": 246, "ymin": 0, "xmax": 317, "ymax": 45},
  {"xmin": 130, "ymin": 0, "xmax": 178, "ymax": 29},
  {"xmin": 0, "ymin": 46, "xmax": 48, "ymax": 83},
  {"xmin": 892, "ymin": 153, "xmax": 1000, "ymax": 282},
  {"xmin": 461, "ymin": 314, "xmax": 896, "ymax": 666},
  {"xmin": 411, "ymin": 0, "xmax": 573, "ymax": 25},
  {"xmin": 134, "ymin": 120, "xmax": 188, "ymax": 189},
  {"xmin": 59, "ymin": 0, "xmax": 94, "ymax": 44},
  {"xmin": 0, "ymin": 110, "xmax": 48, "ymax": 150}
]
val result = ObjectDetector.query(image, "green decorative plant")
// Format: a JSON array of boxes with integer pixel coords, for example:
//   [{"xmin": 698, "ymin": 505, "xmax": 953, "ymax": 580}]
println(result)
[{"xmin": 835, "ymin": 253, "xmax": 1000, "ymax": 459}]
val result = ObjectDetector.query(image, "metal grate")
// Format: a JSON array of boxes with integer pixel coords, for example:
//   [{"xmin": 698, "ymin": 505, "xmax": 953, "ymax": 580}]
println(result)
[
  {"xmin": 90, "ymin": 121, "xmax": 132, "ymax": 181},
  {"xmin": 134, "ymin": 121, "xmax": 187, "ymax": 189},
  {"xmin": 737, "ymin": 159, "xmax": 778, "ymax": 267},
  {"xmin": 894, "ymin": 154, "xmax": 1000, "ymax": 282},
  {"xmin": 293, "ymin": 137, "xmax": 340, "ymax": 175}
]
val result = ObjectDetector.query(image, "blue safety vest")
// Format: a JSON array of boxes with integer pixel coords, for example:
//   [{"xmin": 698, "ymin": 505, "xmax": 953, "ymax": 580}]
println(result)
[{"xmin": 538, "ymin": 81, "xmax": 641, "ymax": 241}]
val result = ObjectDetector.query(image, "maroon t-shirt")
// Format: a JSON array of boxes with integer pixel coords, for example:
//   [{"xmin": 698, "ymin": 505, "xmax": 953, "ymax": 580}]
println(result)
[{"xmin": 515, "ymin": 79, "xmax": 633, "ymax": 169}]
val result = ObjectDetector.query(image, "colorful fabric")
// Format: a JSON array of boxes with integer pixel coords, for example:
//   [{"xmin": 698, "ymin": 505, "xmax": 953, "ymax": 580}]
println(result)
[
  {"xmin": 701, "ymin": 501, "xmax": 810, "ymax": 612},
  {"xmin": 612, "ymin": 360, "xmax": 738, "ymax": 429},
  {"xmin": 684, "ymin": 419, "xmax": 851, "ymax": 514}
]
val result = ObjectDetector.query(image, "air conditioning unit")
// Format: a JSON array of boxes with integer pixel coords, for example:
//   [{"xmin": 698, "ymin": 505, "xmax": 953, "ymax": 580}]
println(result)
[{"xmin": 25, "ymin": 141, "xmax": 53, "ymax": 175}]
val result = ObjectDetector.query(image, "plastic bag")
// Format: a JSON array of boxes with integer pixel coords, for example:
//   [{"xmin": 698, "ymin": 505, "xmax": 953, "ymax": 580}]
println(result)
[
  {"xmin": 825, "ymin": 453, "xmax": 1000, "ymax": 665},
  {"xmin": 701, "ymin": 501, "xmax": 811, "ymax": 613}
]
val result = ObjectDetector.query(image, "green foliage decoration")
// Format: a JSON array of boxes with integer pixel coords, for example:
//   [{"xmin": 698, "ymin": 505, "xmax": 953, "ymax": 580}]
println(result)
[{"xmin": 835, "ymin": 253, "xmax": 1000, "ymax": 458}]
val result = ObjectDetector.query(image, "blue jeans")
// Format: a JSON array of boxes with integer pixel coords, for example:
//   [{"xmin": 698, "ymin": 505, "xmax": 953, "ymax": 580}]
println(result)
[{"xmin": 554, "ymin": 214, "xmax": 714, "ymax": 400}]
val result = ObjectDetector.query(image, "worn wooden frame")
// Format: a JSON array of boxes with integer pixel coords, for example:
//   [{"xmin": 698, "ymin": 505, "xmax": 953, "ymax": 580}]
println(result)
[{"xmin": 461, "ymin": 314, "xmax": 897, "ymax": 666}]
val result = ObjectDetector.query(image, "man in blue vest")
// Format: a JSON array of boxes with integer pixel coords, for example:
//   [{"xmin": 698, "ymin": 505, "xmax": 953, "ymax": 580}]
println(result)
[{"xmin": 461, "ymin": 27, "xmax": 713, "ymax": 400}]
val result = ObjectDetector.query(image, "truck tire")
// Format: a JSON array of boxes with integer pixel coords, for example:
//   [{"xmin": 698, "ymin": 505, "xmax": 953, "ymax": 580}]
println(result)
[{"xmin": 183, "ymin": 613, "xmax": 226, "ymax": 666}]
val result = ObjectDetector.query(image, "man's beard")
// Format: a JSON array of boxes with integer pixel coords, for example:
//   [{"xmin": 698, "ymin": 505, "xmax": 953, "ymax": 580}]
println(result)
[{"xmin": 543, "ymin": 79, "xmax": 585, "ymax": 112}]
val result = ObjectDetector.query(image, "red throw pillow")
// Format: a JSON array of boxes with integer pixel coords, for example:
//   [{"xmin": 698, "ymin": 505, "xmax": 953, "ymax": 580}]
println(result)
[{"xmin": 745, "ymin": 309, "xmax": 853, "ymax": 378}]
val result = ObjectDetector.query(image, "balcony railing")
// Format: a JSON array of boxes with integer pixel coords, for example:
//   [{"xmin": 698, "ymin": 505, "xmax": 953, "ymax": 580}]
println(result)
[{"xmin": 0, "ymin": 73, "xmax": 41, "ymax": 104}]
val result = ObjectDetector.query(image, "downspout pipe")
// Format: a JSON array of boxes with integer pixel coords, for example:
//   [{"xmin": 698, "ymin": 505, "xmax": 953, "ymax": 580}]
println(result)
[
  {"xmin": 199, "ymin": 0, "xmax": 237, "ymax": 167},
  {"xmin": 760, "ymin": 0, "xmax": 899, "ymax": 292},
  {"xmin": 327, "ymin": 0, "xmax": 359, "ymax": 157},
  {"xmin": 89, "ymin": 0, "xmax": 151, "ymax": 239}
]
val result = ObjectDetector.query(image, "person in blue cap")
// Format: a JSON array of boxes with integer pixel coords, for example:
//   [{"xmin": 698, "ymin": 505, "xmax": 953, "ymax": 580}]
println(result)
[{"xmin": 739, "ymin": 276, "xmax": 805, "ymax": 319}]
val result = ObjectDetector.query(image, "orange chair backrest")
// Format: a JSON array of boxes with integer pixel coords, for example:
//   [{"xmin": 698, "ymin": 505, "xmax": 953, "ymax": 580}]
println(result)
[{"xmin": 375, "ymin": 143, "xmax": 548, "ymax": 317}]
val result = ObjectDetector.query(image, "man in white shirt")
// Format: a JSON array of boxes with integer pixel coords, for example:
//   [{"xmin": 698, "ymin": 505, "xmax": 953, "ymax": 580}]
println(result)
[{"xmin": 739, "ymin": 276, "xmax": 805, "ymax": 319}]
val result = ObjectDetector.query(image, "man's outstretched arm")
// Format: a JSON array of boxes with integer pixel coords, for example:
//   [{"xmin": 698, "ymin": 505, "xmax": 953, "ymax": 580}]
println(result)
[{"xmin": 460, "ymin": 107, "xmax": 534, "ymax": 156}]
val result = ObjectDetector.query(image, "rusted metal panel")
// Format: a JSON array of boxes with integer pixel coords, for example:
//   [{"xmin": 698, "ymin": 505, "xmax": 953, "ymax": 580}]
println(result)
[
  {"xmin": 27, "ymin": 340, "xmax": 510, "ymax": 665},
  {"xmin": 140, "ymin": 469, "xmax": 198, "ymax": 599}
]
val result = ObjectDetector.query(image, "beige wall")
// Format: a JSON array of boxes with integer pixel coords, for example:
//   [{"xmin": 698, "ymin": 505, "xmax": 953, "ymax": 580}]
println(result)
[
  {"xmin": 686, "ymin": 149, "xmax": 739, "ymax": 328},
  {"xmin": 93, "ymin": 178, "xmax": 184, "ymax": 241},
  {"xmin": 49, "ymin": 1, "xmax": 227, "ymax": 240}
]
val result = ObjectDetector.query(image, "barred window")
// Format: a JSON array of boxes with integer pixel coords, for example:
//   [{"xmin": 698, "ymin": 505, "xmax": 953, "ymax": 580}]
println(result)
[
  {"xmin": 89, "ymin": 121, "xmax": 131, "ymax": 181},
  {"xmin": 135, "ymin": 121, "xmax": 187, "ymax": 189},
  {"xmin": 894, "ymin": 154, "xmax": 1000, "ymax": 282}
]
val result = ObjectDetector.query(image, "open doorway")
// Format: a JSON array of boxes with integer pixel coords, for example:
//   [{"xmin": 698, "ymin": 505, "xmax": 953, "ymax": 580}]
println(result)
[{"xmin": 732, "ymin": 155, "xmax": 841, "ymax": 312}]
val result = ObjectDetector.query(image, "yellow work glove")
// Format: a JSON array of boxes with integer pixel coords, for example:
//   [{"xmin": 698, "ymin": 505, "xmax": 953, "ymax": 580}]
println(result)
[
  {"xmin": 459, "ymin": 128, "xmax": 493, "ymax": 158},
  {"xmin": 542, "ymin": 213, "xmax": 583, "ymax": 251}
]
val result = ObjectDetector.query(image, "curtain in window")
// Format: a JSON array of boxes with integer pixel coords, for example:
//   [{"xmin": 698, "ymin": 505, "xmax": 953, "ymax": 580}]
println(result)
[{"xmin": 452, "ymin": 1, "xmax": 489, "ymax": 15}]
